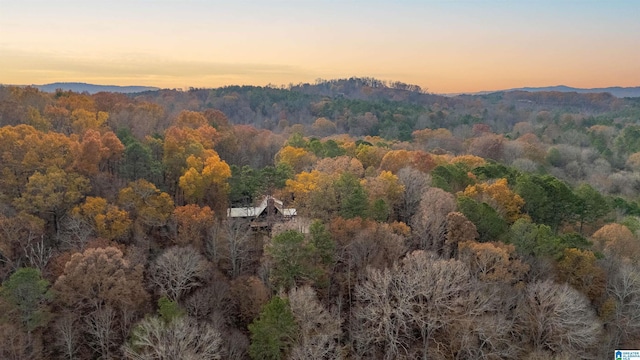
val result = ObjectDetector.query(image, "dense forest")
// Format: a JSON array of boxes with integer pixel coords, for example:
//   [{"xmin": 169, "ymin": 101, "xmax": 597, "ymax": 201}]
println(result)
[{"xmin": 1, "ymin": 78, "xmax": 640, "ymax": 359}]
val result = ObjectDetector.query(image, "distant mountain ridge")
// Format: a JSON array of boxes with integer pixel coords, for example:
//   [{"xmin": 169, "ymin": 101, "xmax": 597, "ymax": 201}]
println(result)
[
  {"xmin": 23, "ymin": 81, "xmax": 640, "ymax": 98},
  {"xmin": 34, "ymin": 82, "xmax": 160, "ymax": 94},
  {"xmin": 462, "ymin": 85, "xmax": 640, "ymax": 98}
]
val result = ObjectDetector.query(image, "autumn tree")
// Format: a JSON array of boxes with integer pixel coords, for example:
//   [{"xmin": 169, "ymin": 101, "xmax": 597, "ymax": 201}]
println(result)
[
  {"xmin": 450, "ymin": 154, "xmax": 486, "ymax": 169},
  {"xmin": 71, "ymin": 196, "xmax": 132, "ymax": 241},
  {"xmin": 445, "ymin": 212, "xmax": 478, "ymax": 258},
  {"xmin": 70, "ymin": 108, "xmax": 108, "ymax": 134},
  {"xmin": 458, "ymin": 241, "xmax": 529, "ymax": 284},
  {"xmin": 178, "ymin": 151, "xmax": 231, "ymax": 209},
  {"xmin": 51, "ymin": 246, "xmax": 149, "ymax": 358},
  {"xmin": 72, "ymin": 129, "xmax": 124, "ymax": 176},
  {"xmin": 118, "ymin": 179, "xmax": 174, "ymax": 230},
  {"xmin": 53, "ymin": 246, "xmax": 148, "ymax": 312},
  {"xmin": 173, "ymin": 204, "xmax": 214, "ymax": 250},
  {"xmin": 275, "ymin": 145, "xmax": 317, "ymax": 173},
  {"xmin": 314, "ymin": 155, "xmax": 364, "ymax": 177},
  {"xmin": 355, "ymin": 143, "xmax": 387, "ymax": 169},
  {"xmin": 173, "ymin": 110, "xmax": 208, "ymax": 129},
  {"xmin": 43, "ymin": 104, "xmax": 71, "ymax": 133},
  {"xmin": 362, "ymin": 170, "xmax": 405, "ymax": 219},
  {"xmin": 284, "ymin": 170, "xmax": 322, "ymax": 215},
  {"xmin": 556, "ymin": 248, "xmax": 606, "ymax": 303},
  {"xmin": 25, "ymin": 106, "xmax": 50, "ymax": 132},
  {"xmin": 311, "ymin": 117, "xmax": 337, "ymax": 137},
  {"xmin": 379, "ymin": 149, "xmax": 413, "ymax": 173},
  {"xmin": 13, "ymin": 166, "xmax": 90, "ymax": 233},
  {"xmin": 468, "ymin": 133, "xmax": 505, "ymax": 161},
  {"xmin": 331, "ymin": 219, "xmax": 407, "ymax": 300},
  {"xmin": 0, "ymin": 126, "xmax": 73, "ymax": 195},
  {"xmin": 162, "ymin": 123, "xmax": 219, "ymax": 193},
  {"xmin": 591, "ymin": 223, "xmax": 640, "ymax": 263},
  {"xmin": 230, "ymin": 276, "xmax": 270, "ymax": 328},
  {"xmin": 462, "ymin": 178, "xmax": 525, "ymax": 223}
]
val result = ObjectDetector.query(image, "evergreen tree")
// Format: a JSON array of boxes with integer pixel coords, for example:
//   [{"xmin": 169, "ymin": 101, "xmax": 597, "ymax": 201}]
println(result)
[
  {"xmin": 0, "ymin": 267, "xmax": 51, "ymax": 331},
  {"xmin": 248, "ymin": 296, "xmax": 297, "ymax": 360}
]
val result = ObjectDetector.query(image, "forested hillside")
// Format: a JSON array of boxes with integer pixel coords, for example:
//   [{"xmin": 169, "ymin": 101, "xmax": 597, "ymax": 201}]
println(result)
[{"xmin": 1, "ymin": 79, "xmax": 640, "ymax": 359}]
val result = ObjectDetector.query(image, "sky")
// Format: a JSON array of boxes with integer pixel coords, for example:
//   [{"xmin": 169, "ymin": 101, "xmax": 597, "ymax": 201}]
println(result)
[{"xmin": 1, "ymin": 0, "xmax": 639, "ymax": 93}]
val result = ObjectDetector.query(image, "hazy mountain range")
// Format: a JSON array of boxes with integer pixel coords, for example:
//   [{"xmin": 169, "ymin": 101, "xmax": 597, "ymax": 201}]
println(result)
[
  {"xmin": 33, "ymin": 82, "xmax": 160, "ymax": 94},
  {"xmin": 18, "ymin": 82, "xmax": 640, "ymax": 98},
  {"xmin": 456, "ymin": 85, "xmax": 640, "ymax": 98}
]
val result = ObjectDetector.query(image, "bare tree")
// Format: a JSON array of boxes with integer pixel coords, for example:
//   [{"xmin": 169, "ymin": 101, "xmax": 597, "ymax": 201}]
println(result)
[
  {"xmin": 605, "ymin": 262, "xmax": 640, "ymax": 351},
  {"xmin": 23, "ymin": 236, "xmax": 52, "ymax": 274},
  {"xmin": 223, "ymin": 219, "xmax": 253, "ymax": 278},
  {"xmin": 122, "ymin": 316, "xmax": 224, "ymax": 360},
  {"xmin": 410, "ymin": 187, "xmax": 456, "ymax": 253},
  {"xmin": 205, "ymin": 221, "xmax": 222, "ymax": 265},
  {"xmin": 54, "ymin": 313, "xmax": 81, "ymax": 360},
  {"xmin": 447, "ymin": 313, "xmax": 522, "ymax": 360},
  {"xmin": 0, "ymin": 322, "xmax": 42, "ymax": 360},
  {"xmin": 399, "ymin": 251, "xmax": 476, "ymax": 359},
  {"xmin": 56, "ymin": 214, "xmax": 92, "ymax": 251},
  {"xmin": 183, "ymin": 278, "xmax": 232, "ymax": 324},
  {"xmin": 85, "ymin": 306, "xmax": 118, "ymax": 360},
  {"xmin": 396, "ymin": 167, "xmax": 430, "ymax": 223},
  {"xmin": 149, "ymin": 246, "xmax": 209, "ymax": 302},
  {"xmin": 515, "ymin": 280, "xmax": 601, "ymax": 358},
  {"xmin": 289, "ymin": 285, "xmax": 342, "ymax": 360},
  {"xmin": 225, "ymin": 329, "xmax": 249, "ymax": 360},
  {"xmin": 352, "ymin": 251, "xmax": 474, "ymax": 359},
  {"xmin": 351, "ymin": 266, "xmax": 405, "ymax": 359},
  {"xmin": 352, "ymin": 250, "xmax": 522, "ymax": 359},
  {"xmin": 0, "ymin": 212, "xmax": 45, "ymax": 276}
]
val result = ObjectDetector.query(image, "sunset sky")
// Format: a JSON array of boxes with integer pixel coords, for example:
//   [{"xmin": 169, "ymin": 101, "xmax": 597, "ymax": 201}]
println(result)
[{"xmin": 1, "ymin": 0, "xmax": 639, "ymax": 93}]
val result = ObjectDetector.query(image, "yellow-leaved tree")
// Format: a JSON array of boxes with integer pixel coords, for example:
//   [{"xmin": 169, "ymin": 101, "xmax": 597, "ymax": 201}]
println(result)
[
  {"xmin": 118, "ymin": 179, "xmax": 174, "ymax": 229},
  {"xmin": 71, "ymin": 196, "xmax": 131, "ymax": 241},
  {"xmin": 284, "ymin": 170, "xmax": 321, "ymax": 211},
  {"xmin": 178, "ymin": 151, "xmax": 231, "ymax": 211},
  {"xmin": 462, "ymin": 178, "xmax": 525, "ymax": 223},
  {"xmin": 275, "ymin": 145, "xmax": 317, "ymax": 173}
]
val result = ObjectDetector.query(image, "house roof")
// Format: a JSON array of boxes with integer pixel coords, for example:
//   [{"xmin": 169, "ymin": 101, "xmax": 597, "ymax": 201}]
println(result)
[{"xmin": 227, "ymin": 196, "xmax": 296, "ymax": 218}]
